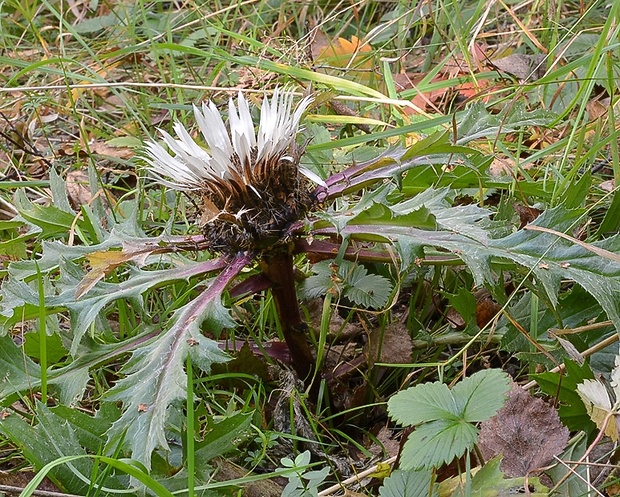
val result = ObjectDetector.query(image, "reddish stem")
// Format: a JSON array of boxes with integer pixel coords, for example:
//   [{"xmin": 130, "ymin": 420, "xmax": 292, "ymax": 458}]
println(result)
[{"xmin": 260, "ymin": 249, "xmax": 317, "ymax": 395}]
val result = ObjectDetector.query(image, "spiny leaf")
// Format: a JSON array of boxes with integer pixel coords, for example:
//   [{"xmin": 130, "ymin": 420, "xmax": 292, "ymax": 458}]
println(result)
[
  {"xmin": 0, "ymin": 331, "xmax": 158, "ymax": 404},
  {"xmin": 456, "ymin": 101, "xmax": 556, "ymax": 144},
  {"xmin": 56, "ymin": 257, "xmax": 226, "ymax": 355},
  {"xmin": 316, "ymin": 206, "xmax": 620, "ymax": 328},
  {"xmin": 0, "ymin": 402, "xmax": 125, "ymax": 493},
  {"xmin": 391, "ymin": 187, "xmax": 491, "ymax": 242},
  {"xmin": 0, "ymin": 334, "xmax": 42, "ymax": 399},
  {"xmin": 76, "ymin": 243, "xmax": 174, "ymax": 299},
  {"xmin": 105, "ymin": 253, "xmax": 249, "ymax": 468},
  {"xmin": 1, "ymin": 306, "xmax": 82, "ymax": 402},
  {"xmin": 12, "ymin": 189, "xmax": 77, "ymax": 238}
]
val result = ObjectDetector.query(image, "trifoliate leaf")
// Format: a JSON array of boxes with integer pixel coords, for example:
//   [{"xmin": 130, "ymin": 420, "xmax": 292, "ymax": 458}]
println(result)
[
  {"xmin": 389, "ymin": 370, "xmax": 510, "ymax": 470},
  {"xmin": 300, "ymin": 260, "xmax": 393, "ymax": 308},
  {"xmin": 343, "ymin": 264, "xmax": 393, "ymax": 308},
  {"xmin": 454, "ymin": 369, "xmax": 511, "ymax": 422},
  {"xmin": 379, "ymin": 468, "xmax": 438, "ymax": 497},
  {"xmin": 388, "ymin": 370, "xmax": 510, "ymax": 427},
  {"xmin": 400, "ymin": 418, "xmax": 479, "ymax": 470},
  {"xmin": 388, "ymin": 381, "xmax": 461, "ymax": 426},
  {"xmin": 298, "ymin": 261, "xmax": 333, "ymax": 300}
]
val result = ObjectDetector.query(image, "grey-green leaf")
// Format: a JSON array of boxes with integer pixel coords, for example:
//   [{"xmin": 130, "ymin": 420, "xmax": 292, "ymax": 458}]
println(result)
[
  {"xmin": 387, "ymin": 381, "xmax": 460, "ymax": 426},
  {"xmin": 399, "ymin": 419, "xmax": 479, "ymax": 470},
  {"xmin": 453, "ymin": 369, "xmax": 511, "ymax": 422},
  {"xmin": 379, "ymin": 468, "xmax": 438, "ymax": 497}
]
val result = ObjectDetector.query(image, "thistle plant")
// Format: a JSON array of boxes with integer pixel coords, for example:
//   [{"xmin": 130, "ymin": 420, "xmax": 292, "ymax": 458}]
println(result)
[
  {"xmin": 143, "ymin": 88, "xmax": 322, "ymax": 384},
  {"xmin": 2, "ymin": 86, "xmax": 619, "ymax": 475}
]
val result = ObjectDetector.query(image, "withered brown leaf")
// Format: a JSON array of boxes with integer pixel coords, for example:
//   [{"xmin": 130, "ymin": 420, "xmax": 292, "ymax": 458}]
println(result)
[{"xmin": 478, "ymin": 385, "xmax": 569, "ymax": 477}]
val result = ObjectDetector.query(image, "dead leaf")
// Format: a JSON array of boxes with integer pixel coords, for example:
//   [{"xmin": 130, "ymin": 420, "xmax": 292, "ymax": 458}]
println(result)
[
  {"xmin": 305, "ymin": 298, "xmax": 360, "ymax": 339},
  {"xmin": 586, "ymin": 98, "xmax": 609, "ymax": 121},
  {"xmin": 488, "ymin": 156, "xmax": 516, "ymax": 177},
  {"xmin": 514, "ymin": 204, "xmax": 543, "ymax": 228},
  {"xmin": 577, "ymin": 380, "xmax": 620, "ymax": 440},
  {"xmin": 447, "ymin": 306, "xmax": 466, "ymax": 330},
  {"xmin": 365, "ymin": 322, "xmax": 412, "ymax": 365},
  {"xmin": 76, "ymin": 245, "xmax": 166, "ymax": 299},
  {"xmin": 490, "ymin": 54, "xmax": 546, "ymax": 81},
  {"xmin": 211, "ymin": 342, "xmax": 271, "ymax": 390},
  {"xmin": 313, "ymin": 35, "xmax": 374, "ymax": 82},
  {"xmin": 66, "ymin": 170, "xmax": 92, "ymax": 209},
  {"xmin": 475, "ymin": 290, "xmax": 500, "ymax": 328},
  {"xmin": 369, "ymin": 425, "xmax": 400, "ymax": 458},
  {"xmin": 600, "ymin": 179, "xmax": 615, "ymax": 192},
  {"xmin": 89, "ymin": 139, "xmax": 134, "ymax": 159},
  {"xmin": 478, "ymin": 385, "xmax": 569, "ymax": 477},
  {"xmin": 577, "ymin": 352, "xmax": 620, "ymax": 441}
]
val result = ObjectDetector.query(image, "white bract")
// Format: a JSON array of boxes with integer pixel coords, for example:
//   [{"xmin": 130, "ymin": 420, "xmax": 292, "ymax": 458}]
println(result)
[{"xmin": 143, "ymin": 88, "xmax": 323, "ymax": 191}]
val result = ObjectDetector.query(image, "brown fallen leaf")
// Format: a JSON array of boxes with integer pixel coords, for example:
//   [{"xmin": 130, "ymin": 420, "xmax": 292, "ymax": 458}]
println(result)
[
  {"xmin": 66, "ymin": 170, "xmax": 92, "ymax": 209},
  {"xmin": 600, "ymin": 179, "xmax": 615, "ymax": 192},
  {"xmin": 475, "ymin": 290, "xmax": 501, "ymax": 329},
  {"xmin": 369, "ymin": 425, "xmax": 401, "ymax": 458},
  {"xmin": 89, "ymin": 139, "xmax": 134, "ymax": 159},
  {"xmin": 489, "ymin": 54, "xmax": 547, "ymax": 81},
  {"xmin": 514, "ymin": 203, "xmax": 543, "ymax": 228},
  {"xmin": 478, "ymin": 385, "xmax": 569, "ymax": 477},
  {"xmin": 365, "ymin": 322, "xmax": 412, "ymax": 365}
]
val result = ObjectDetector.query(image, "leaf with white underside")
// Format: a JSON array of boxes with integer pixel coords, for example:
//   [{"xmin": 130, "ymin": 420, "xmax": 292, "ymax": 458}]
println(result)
[
  {"xmin": 0, "ymin": 221, "xmax": 211, "ymax": 342},
  {"xmin": 577, "ymin": 348, "xmax": 620, "ymax": 441},
  {"xmin": 105, "ymin": 253, "xmax": 250, "ymax": 468},
  {"xmin": 0, "ymin": 257, "xmax": 226, "ymax": 357}
]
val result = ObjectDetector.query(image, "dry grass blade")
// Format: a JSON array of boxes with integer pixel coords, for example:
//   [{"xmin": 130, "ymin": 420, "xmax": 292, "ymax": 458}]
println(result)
[{"xmin": 523, "ymin": 224, "xmax": 620, "ymax": 263}]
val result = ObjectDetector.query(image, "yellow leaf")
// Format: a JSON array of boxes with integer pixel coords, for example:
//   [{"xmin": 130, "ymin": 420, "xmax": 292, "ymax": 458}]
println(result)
[
  {"xmin": 76, "ymin": 245, "xmax": 164, "ymax": 299},
  {"xmin": 366, "ymin": 461, "xmax": 392, "ymax": 479},
  {"xmin": 315, "ymin": 35, "xmax": 373, "ymax": 71}
]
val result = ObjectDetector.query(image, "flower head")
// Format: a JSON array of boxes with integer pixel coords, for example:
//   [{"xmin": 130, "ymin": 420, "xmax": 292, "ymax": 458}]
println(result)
[{"xmin": 144, "ymin": 88, "xmax": 320, "ymax": 253}]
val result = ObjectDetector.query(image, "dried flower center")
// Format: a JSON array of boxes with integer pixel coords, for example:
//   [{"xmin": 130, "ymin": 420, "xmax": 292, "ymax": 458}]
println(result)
[{"xmin": 200, "ymin": 144, "xmax": 316, "ymax": 253}]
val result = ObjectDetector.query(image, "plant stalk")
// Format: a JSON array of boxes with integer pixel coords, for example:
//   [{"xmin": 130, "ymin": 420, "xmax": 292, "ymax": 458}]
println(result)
[{"xmin": 261, "ymin": 249, "xmax": 316, "ymax": 394}]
